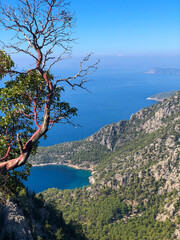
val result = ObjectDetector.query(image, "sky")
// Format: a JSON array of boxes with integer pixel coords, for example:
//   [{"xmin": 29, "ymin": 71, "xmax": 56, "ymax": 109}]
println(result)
[
  {"xmin": 70, "ymin": 0, "xmax": 180, "ymax": 56},
  {"xmin": 1, "ymin": 0, "xmax": 180, "ymax": 70}
]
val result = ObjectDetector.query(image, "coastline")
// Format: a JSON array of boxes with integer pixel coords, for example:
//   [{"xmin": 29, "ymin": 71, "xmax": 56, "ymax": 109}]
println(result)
[
  {"xmin": 31, "ymin": 162, "xmax": 96, "ymax": 186},
  {"xmin": 31, "ymin": 162, "xmax": 94, "ymax": 171},
  {"xmin": 146, "ymin": 97, "xmax": 163, "ymax": 102}
]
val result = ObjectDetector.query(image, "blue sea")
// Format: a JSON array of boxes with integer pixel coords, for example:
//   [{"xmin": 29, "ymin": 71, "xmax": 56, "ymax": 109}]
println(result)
[
  {"xmin": 20, "ymin": 70, "xmax": 180, "ymax": 192},
  {"xmin": 25, "ymin": 165, "xmax": 91, "ymax": 193},
  {"xmin": 40, "ymin": 70, "xmax": 180, "ymax": 146}
]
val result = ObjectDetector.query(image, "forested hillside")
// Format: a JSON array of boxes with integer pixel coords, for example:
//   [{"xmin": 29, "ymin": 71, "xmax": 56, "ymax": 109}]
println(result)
[
  {"xmin": 0, "ymin": 175, "xmax": 86, "ymax": 239},
  {"xmin": 30, "ymin": 92, "xmax": 180, "ymax": 239}
]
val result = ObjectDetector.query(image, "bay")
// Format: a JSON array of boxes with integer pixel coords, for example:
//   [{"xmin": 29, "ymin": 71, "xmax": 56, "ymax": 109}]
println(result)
[{"xmin": 24, "ymin": 165, "xmax": 91, "ymax": 193}]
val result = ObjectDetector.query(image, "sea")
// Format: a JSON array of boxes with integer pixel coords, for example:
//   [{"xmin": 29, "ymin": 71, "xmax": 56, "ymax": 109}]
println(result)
[
  {"xmin": 17, "ymin": 69, "xmax": 180, "ymax": 192},
  {"xmin": 25, "ymin": 165, "xmax": 91, "ymax": 193},
  {"xmin": 40, "ymin": 70, "xmax": 180, "ymax": 146}
]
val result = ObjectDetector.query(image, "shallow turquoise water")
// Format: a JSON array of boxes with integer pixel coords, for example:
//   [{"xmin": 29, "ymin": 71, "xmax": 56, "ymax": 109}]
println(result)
[{"xmin": 24, "ymin": 165, "xmax": 91, "ymax": 193}]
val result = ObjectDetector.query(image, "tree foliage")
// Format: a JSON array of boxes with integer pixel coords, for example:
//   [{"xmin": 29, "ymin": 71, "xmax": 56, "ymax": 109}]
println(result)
[{"xmin": 0, "ymin": 0, "xmax": 98, "ymax": 173}]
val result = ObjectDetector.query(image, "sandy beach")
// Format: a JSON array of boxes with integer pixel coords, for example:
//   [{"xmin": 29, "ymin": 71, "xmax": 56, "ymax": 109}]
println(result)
[{"xmin": 31, "ymin": 162, "xmax": 94, "ymax": 171}]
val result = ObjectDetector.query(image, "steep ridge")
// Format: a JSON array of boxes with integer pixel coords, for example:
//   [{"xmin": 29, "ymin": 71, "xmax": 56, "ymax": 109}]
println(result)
[
  {"xmin": 31, "ymin": 92, "xmax": 180, "ymax": 239},
  {"xmin": 0, "ymin": 186, "xmax": 86, "ymax": 239},
  {"xmin": 30, "ymin": 91, "xmax": 180, "ymax": 172}
]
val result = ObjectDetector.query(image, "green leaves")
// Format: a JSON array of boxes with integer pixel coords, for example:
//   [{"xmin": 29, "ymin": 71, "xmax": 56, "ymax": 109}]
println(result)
[
  {"xmin": 0, "ymin": 51, "xmax": 14, "ymax": 80},
  {"xmin": 0, "ymin": 51, "xmax": 80, "ymax": 176},
  {"xmin": 0, "ymin": 58, "xmax": 78, "ymax": 160}
]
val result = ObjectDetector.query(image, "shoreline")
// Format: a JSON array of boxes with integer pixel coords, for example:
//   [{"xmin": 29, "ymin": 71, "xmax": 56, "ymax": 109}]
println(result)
[
  {"xmin": 31, "ymin": 162, "xmax": 94, "ymax": 171},
  {"xmin": 146, "ymin": 97, "xmax": 163, "ymax": 102}
]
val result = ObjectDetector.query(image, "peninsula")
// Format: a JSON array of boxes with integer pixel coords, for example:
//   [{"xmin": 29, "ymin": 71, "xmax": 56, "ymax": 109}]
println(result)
[
  {"xmin": 147, "ymin": 90, "xmax": 178, "ymax": 101},
  {"xmin": 145, "ymin": 67, "xmax": 180, "ymax": 75}
]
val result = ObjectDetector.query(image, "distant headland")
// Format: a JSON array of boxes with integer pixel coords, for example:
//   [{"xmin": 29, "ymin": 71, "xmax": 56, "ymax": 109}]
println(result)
[
  {"xmin": 147, "ymin": 90, "xmax": 178, "ymax": 101},
  {"xmin": 145, "ymin": 68, "xmax": 180, "ymax": 75}
]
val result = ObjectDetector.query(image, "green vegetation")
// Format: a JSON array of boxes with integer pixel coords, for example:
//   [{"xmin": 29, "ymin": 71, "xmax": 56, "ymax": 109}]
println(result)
[
  {"xmin": 42, "ymin": 178, "xmax": 176, "ymax": 240},
  {"xmin": 36, "ymin": 92, "xmax": 180, "ymax": 239},
  {"xmin": 148, "ymin": 90, "xmax": 178, "ymax": 101},
  {"xmin": 1, "ymin": 92, "xmax": 179, "ymax": 239},
  {"xmin": 0, "ymin": 0, "xmax": 98, "ymax": 173},
  {"xmin": 0, "ymin": 174, "xmax": 86, "ymax": 239},
  {"xmin": 0, "ymin": 0, "xmax": 179, "ymax": 237}
]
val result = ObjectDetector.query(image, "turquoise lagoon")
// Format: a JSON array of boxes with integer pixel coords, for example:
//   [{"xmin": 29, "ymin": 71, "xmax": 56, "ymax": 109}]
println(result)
[{"xmin": 25, "ymin": 165, "xmax": 91, "ymax": 193}]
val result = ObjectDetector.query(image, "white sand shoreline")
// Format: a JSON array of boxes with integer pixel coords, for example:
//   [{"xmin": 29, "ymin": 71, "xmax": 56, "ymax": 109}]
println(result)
[
  {"xmin": 31, "ymin": 162, "xmax": 93, "ymax": 171},
  {"xmin": 147, "ymin": 97, "xmax": 163, "ymax": 102}
]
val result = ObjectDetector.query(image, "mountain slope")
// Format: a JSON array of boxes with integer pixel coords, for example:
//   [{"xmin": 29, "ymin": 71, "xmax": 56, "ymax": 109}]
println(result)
[
  {"xmin": 0, "ymin": 183, "xmax": 86, "ymax": 240},
  {"xmin": 30, "ymin": 91, "xmax": 180, "ymax": 174},
  {"xmin": 31, "ymin": 91, "xmax": 180, "ymax": 239}
]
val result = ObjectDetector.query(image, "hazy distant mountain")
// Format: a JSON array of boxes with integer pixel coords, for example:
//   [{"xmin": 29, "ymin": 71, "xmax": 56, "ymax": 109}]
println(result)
[{"xmin": 145, "ymin": 67, "xmax": 180, "ymax": 75}]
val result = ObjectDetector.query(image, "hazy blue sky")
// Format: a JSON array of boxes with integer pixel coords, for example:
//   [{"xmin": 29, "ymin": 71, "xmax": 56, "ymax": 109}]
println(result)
[
  {"xmin": 70, "ymin": 0, "xmax": 180, "ymax": 56},
  {"xmin": 1, "ymin": 0, "xmax": 180, "ymax": 70}
]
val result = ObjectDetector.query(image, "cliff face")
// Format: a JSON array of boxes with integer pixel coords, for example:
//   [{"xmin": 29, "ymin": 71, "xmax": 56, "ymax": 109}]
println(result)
[
  {"xmin": 0, "ymin": 187, "xmax": 86, "ymax": 240},
  {"xmin": 0, "ymin": 200, "xmax": 33, "ymax": 240},
  {"xmin": 87, "ymin": 91, "xmax": 180, "ymax": 149},
  {"xmin": 92, "ymin": 92, "xmax": 180, "ymax": 180},
  {"xmin": 0, "ymin": 189, "xmax": 55, "ymax": 240}
]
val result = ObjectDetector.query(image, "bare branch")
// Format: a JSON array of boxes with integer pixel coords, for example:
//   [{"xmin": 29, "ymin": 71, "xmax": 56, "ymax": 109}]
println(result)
[
  {"xmin": 0, "ymin": 0, "xmax": 99, "ymax": 173},
  {"xmin": 55, "ymin": 53, "xmax": 100, "ymax": 90}
]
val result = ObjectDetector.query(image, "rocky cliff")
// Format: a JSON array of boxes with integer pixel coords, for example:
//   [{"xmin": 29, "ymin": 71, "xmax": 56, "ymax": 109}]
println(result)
[{"xmin": 0, "ymin": 186, "xmax": 86, "ymax": 240}]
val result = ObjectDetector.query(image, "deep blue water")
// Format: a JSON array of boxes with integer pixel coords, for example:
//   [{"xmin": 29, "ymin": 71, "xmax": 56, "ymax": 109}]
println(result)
[
  {"xmin": 24, "ymin": 165, "xmax": 91, "ymax": 193},
  {"xmin": 40, "ymin": 70, "xmax": 180, "ymax": 146}
]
